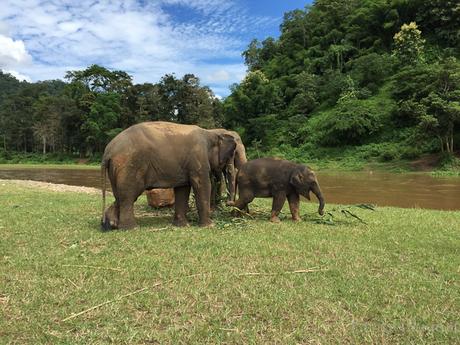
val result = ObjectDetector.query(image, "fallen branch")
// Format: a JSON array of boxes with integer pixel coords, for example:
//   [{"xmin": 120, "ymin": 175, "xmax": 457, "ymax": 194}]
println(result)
[
  {"xmin": 238, "ymin": 272, "xmax": 273, "ymax": 276},
  {"xmin": 62, "ymin": 264, "xmax": 124, "ymax": 272},
  {"xmin": 290, "ymin": 268, "xmax": 329, "ymax": 274},
  {"xmin": 230, "ymin": 207, "xmax": 255, "ymax": 219},
  {"xmin": 239, "ymin": 268, "xmax": 328, "ymax": 276},
  {"xmin": 62, "ymin": 285, "xmax": 155, "ymax": 322},
  {"xmin": 66, "ymin": 278, "xmax": 80, "ymax": 289},
  {"xmin": 61, "ymin": 268, "xmax": 328, "ymax": 322}
]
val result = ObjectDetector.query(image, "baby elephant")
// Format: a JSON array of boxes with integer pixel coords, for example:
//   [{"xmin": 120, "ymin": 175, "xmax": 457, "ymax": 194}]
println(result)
[{"xmin": 227, "ymin": 158, "xmax": 325, "ymax": 222}]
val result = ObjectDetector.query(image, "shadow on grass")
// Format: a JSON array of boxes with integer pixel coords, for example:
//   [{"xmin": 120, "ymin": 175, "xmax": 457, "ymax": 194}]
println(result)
[{"xmin": 97, "ymin": 202, "xmax": 376, "ymax": 232}]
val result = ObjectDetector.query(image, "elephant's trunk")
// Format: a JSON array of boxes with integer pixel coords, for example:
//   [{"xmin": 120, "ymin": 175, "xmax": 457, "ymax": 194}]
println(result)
[{"xmin": 311, "ymin": 182, "xmax": 325, "ymax": 216}]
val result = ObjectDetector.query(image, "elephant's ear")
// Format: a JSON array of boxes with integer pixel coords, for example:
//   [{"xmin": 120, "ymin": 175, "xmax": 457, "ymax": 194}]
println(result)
[
  {"xmin": 218, "ymin": 134, "xmax": 237, "ymax": 166},
  {"xmin": 234, "ymin": 144, "xmax": 247, "ymax": 169},
  {"xmin": 289, "ymin": 168, "xmax": 303, "ymax": 187},
  {"xmin": 289, "ymin": 167, "xmax": 310, "ymax": 200}
]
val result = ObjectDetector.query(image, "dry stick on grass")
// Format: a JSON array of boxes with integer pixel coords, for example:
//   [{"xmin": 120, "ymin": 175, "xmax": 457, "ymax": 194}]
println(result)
[
  {"xmin": 66, "ymin": 278, "xmax": 80, "ymax": 289},
  {"xmin": 290, "ymin": 268, "xmax": 329, "ymax": 274},
  {"xmin": 62, "ymin": 264, "xmax": 124, "ymax": 272},
  {"xmin": 61, "ymin": 285, "xmax": 156, "ymax": 322},
  {"xmin": 238, "ymin": 268, "xmax": 328, "ymax": 276},
  {"xmin": 230, "ymin": 207, "xmax": 255, "ymax": 219},
  {"xmin": 61, "ymin": 269, "xmax": 327, "ymax": 322}
]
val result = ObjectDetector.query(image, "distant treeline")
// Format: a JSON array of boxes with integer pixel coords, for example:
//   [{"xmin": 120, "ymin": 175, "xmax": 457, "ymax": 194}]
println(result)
[
  {"xmin": 0, "ymin": 67, "xmax": 222, "ymax": 156},
  {"xmin": 0, "ymin": 0, "xmax": 459, "ymax": 161}
]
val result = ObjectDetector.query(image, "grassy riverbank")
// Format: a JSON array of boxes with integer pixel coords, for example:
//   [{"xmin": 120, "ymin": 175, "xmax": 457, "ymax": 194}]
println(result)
[
  {"xmin": 2, "ymin": 149, "xmax": 460, "ymax": 176},
  {"xmin": 1, "ymin": 182, "xmax": 459, "ymax": 344},
  {"xmin": 249, "ymin": 145, "xmax": 460, "ymax": 176}
]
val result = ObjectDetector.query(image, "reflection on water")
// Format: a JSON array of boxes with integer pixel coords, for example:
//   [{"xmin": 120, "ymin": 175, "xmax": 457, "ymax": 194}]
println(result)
[{"xmin": 0, "ymin": 167, "xmax": 459, "ymax": 211}]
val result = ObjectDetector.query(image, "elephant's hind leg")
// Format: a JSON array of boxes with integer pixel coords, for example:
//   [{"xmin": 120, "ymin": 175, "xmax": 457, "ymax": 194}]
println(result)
[
  {"xmin": 116, "ymin": 179, "xmax": 144, "ymax": 230},
  {"xmin": 270, "ymin": 192, "xmax": 286, "ymax": 223},
  {"xmin": 118, "ymin": 200, "xmax": 138, "ymax": 229}
]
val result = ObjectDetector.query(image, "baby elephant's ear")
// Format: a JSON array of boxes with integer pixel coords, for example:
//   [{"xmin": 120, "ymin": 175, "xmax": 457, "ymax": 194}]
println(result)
[
  {"xmin": 306, "ymin": 170, "xmax": 317, "ymax": 183},
  {"xmin": 289, "ymin": 168, "xmax": 303, "ymax": 187},
  {"xmin": 290, "ymin": 168, "xmax": 310, "ymax": 200}
]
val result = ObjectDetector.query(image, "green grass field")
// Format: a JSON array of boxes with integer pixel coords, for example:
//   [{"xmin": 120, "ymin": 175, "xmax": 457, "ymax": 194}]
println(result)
[{"xmin": 1, "ymin": 182, "xmax": 459, "ymax": 344}]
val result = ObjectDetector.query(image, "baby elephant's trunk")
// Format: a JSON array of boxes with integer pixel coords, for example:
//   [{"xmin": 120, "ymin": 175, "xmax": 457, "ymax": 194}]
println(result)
[{"xmin": 311, "ymin": 183, "xmax": 325, "ymax": 216}]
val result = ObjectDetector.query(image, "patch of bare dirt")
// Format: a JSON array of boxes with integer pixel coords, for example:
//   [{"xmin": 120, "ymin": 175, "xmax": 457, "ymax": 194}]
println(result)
[
  {"xmin": 410, "ymin": 154, "xmax": 442, "ymax": 171},
  {"xmin": 0, "ymin": 179, "xmax": 104, "ymax": 194}
]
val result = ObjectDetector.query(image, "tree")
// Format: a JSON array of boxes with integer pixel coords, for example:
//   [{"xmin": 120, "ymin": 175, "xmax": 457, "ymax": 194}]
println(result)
[
  {"xmin": 393, "ymin": 57, "xmax": 460, "ymax": 153},
  {"xmin": 224, "ymin": 71, "xmax": 281, "ymax": 145},
  {"xmin": 314, "ymin": 98, "xmax": 383, "ymax": 146},
  {"xmin": 393, "ymin": 22, "xmax": 425, "ymax": 65},
  {"xmin": 32, "ymin": 95, "xmax": 62, "ymax": 154},
  {"xmin": 80, "ymin": 92, "xmax": 122, "ymax": 154},
  {"xmin": 65, "ymin": 64, "xmax": 132, "ymax": 94}
]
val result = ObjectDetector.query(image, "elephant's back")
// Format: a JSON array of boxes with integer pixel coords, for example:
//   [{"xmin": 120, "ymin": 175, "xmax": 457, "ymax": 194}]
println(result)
[
  {"xmin": 137, "ymin": 121, "xmax": 202, "ymax": 140},
  {"xmin": 103, "ymin": 121, "xmax": 204, "ymax": 159},
  {"xmin": 240, "ymin": 157, "xmax": 295, "ymax": 179}
]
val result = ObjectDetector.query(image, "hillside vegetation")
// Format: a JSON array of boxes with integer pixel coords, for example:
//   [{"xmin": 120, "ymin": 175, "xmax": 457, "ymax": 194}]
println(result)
[
  {"xmin": 0, "ymin": 0, "xmax": 459, "ymax": 170},
  {"xmin": 223, "ymin": 0, "xmax": 460, "ymax": 165}
]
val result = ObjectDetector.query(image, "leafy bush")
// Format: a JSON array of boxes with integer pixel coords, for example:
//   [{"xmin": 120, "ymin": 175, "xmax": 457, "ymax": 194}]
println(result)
[
  {"xmin": 314, "ymin": 99, "xmax": 383, "ymax": 146},
  {"xmin": 379, "ymin": 147, "xmax": 400, "ymax": 162},
  {"xmin": 348, "ymin": 53, "xmax": 396, "ymax": 93}
]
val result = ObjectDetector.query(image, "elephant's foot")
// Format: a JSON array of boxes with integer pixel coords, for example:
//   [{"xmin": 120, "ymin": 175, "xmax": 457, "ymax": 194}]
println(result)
[
  {"xmin": 270, "ymin": 215, "xmax": 281, "ymax": 223},
  {"xmin": 172, "ymin": 217, "xmax": 190, "ymax": 227},
  {"xmin": 199, "ymin": 219, "xmax": 215, "ymax": 228},
  {"xmin": 291, "ymin": 215, "xmax": 301, "ymax": 222},
  {"xmin": 118, "ymin": 219, "xmax": 138, "ymax": 230},
  {"xmin": 101, "ymin": 218, "xmax": 118, "ymax": 231}
]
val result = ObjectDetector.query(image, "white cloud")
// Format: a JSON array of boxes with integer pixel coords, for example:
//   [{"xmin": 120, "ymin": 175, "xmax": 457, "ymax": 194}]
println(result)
[
  {"xmin": 208, "ymin": 70, "xmax": 231, "ymax": 82},
  {"xmin": 0, "ymin": 0, "xmax": 274, "ymax": 94},
  {"xmin": 0, "ymin": 34, "xmax": 32, "ymax": 67}
]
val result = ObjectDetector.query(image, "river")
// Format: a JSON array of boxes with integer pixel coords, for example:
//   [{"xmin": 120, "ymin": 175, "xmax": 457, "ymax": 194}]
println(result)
[{"xmin": 0, "ymin": 166, "xmax": 459, "ymax": 211}]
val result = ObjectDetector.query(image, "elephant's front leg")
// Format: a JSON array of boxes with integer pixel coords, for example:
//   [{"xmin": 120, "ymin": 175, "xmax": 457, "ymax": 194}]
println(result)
[
  {"xmin": 173, "ymin": 185, "xmax": 191, "ymax": 227},
  {"xmin": 190, "ymin": 174, "xmax": 213, "ymax": 227},
  {"xmin": 225, "ymin": 163, "xmax": 236, "ymax": 202},
  {"xmin": 287, "ymin": 193, "xmax": 301, "ymax": 221},
  {"xmin": 210, "ymin": 172, "xmax": 221, "ymax": 211},
  {"xmin": 270, "ymin": 191, "xmax": 286, "ymax": 223}
]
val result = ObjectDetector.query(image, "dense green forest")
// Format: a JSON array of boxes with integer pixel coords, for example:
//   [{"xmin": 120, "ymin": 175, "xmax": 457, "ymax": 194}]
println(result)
[
  {"xmin": 1, "ymin": 0, "xmax": 459, "ymax": 165},
  {"xmin": 0, "ymin": 67, "xmax": 223, "ymax": 156}
]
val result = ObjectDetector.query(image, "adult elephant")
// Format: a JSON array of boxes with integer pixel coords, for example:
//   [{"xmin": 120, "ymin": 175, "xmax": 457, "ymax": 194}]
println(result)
[
  {"xmin": 101, "ymin": 121, "xmax": 237, "ymax": 229},
  {"xmin": 207, "ymin": 129, "xmax": 247, "ymax": 205}
]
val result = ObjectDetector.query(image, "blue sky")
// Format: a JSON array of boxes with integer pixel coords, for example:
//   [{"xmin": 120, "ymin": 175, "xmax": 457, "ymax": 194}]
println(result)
[{"xmin": 0, "ymin": 0, "xmax": 311, "ymax": 97}]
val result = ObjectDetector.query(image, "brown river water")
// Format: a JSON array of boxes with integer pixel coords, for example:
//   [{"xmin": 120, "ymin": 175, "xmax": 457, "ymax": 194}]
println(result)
[{"xmin": 0, "ymin": 167, "xmax": 459, "ymax": 211}]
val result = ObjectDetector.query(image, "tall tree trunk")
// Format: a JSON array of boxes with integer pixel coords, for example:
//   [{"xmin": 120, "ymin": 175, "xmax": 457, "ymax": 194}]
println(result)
[{"xmin": 43, "ymin": 136, "xmax": 46, "ymax": 154}]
